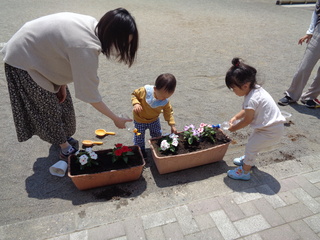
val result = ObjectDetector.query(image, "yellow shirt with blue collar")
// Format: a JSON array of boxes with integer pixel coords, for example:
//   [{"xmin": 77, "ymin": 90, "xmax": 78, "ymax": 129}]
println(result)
[{"xmin": 131, "ymin": 85, "xmax": 175, "ymax": 125}]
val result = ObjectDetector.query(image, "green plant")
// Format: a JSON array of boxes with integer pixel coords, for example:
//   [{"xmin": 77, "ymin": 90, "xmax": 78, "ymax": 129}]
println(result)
[
  {"xmin": 183, "ymin": 123, "xmax": 216, "ymax": 145},
  {"xmin": 182, "ymin": 124, "xmax": 200, "ymax": 145},
  {"xmin": 200, "ymin": 125, "xmax": 216, "ymax": 143},
  {"xmin": 159, "ymin": 133, "xmax": 179, "ymax": 153},
  {"xmin": 76, "ymin": 148, "xmax": 98, "ymax": 170},
  {"xmin": 108, "ymin": 143, "xmax": 135, "ymax": 164}
]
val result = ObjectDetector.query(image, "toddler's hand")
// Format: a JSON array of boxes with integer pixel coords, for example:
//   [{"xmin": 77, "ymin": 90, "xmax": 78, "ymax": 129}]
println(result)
[
  {"xmin": 170, "ymin": 125, "xmax": 177, "ymax": 134},
  {"xmin": 133, "ymin": 104, "xmax": 143, "ymax": 113}
]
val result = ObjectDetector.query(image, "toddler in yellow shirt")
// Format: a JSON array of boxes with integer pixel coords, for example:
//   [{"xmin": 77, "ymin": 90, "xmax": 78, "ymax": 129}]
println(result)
[{"xmin": 131, "ymin": 73, "xmax": 177, "ymax": 156}]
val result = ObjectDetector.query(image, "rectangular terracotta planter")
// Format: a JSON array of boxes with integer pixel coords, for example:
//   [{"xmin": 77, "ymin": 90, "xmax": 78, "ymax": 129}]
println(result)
[
  {"xmin": 68, "ymin": 146, "xmax": 145, "ymax": 190},
  {"xmin": 148, "ymin": 136, "xmax": 230, "ymax": 174}
]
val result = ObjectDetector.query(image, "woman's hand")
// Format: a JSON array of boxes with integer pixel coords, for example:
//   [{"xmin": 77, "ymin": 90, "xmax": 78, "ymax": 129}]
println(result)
[
  {"xmin": 90, "ymin": 101, "xmax": 132, "ymax": 129},
  {"xmin": 114, "ymin": 115, "xmax": 132, "ymax": 129},
  {"xmin": 56, "ymin": 85, "xmax": 67, "ymax": 103},
  {"xmin": 298, "ymin": 34, "xmax": 312, "ymax": 45}
]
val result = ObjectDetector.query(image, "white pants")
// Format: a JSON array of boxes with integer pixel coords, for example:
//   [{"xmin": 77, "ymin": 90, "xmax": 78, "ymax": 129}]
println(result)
[{"xmin": 244, "ymin": 123, "xmax": 284, "ymax": 166}]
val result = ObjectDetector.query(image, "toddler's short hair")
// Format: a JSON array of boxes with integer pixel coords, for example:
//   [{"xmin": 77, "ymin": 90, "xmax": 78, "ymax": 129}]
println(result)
[{"xmin": 155, "ymin": 73, "xmax": 176, "ymax": 93}]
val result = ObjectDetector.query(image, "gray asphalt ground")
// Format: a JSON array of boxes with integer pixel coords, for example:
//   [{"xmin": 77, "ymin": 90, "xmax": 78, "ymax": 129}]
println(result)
[{"xmin": 0, "ymin": 0, "xmax": 320, "ymax": 239}]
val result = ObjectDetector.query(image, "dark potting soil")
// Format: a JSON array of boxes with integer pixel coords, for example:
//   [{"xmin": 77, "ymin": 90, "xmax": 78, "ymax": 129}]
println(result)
[
  {"xmin": 151, "ymin": 129, "xmax": 231, "ymax": 157},
  {"xmin": 69, "ymin": 146, "xmax": 144, "ymax": 176},
  {"xmin": 93, "ymin": 186, "xmax": 132, "ymax": 200}
]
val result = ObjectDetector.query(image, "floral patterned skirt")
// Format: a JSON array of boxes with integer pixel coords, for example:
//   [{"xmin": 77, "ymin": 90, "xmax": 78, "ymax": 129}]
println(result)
[{"xmin": 4, "ymin": 63, "xmax": 76, "ymax": 145}]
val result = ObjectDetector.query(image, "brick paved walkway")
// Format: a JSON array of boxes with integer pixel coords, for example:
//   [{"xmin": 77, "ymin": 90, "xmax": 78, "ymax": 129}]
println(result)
[{"xmin": 33, "ymin": 156, "xmax": 319, "ymax": 240}]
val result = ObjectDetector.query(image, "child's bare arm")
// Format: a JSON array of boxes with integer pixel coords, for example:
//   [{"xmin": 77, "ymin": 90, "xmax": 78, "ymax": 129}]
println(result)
[
  {"xmin": 231, "ymin": 109, "xmax": 245, "ymax": 122},
  {"xmin": 229, "ymin": 109, "xmax": 254, "ymax": 132}
]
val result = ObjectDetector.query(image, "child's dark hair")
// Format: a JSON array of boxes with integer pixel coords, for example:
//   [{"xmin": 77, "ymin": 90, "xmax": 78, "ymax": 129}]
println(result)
[
  {"xmin": 155, "ymin": 73, "xmax": 177, "ymax": 93},
  {"xmin": 225, "ymin": 58, "xmax": 257, "ymax": 90},
  {"xmin": 95, "ymin": 8, "xmax": 139, "ymax": 67}
]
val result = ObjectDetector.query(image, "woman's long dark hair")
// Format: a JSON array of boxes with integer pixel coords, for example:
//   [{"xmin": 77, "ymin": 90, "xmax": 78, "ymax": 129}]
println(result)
[{"xmin": 95, "ymin": 8, "xmax": 139, "ymax": 67}]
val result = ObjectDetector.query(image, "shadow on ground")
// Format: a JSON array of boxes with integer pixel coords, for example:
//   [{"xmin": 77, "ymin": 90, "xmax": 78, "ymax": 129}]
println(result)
[
  {"xmin": 223, "ymin": 167, "xmax": 281, "ymax": 195},
  {"xmin": 287, "ymin": 102, "xmax": 320, "ymax": 119},
  {"xmin": 148, "ymin": 151, "xmax": 230, "ymax": 188},
  {"xmin": 25, "ymin": 145, "xmax": 147, "ymax": 205}
]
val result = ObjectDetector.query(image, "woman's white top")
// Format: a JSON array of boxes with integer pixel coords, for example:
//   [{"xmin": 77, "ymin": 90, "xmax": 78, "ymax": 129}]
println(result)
[{"xmin": 1, "ymin": 12, "xmax": 102, "ymax": 103}]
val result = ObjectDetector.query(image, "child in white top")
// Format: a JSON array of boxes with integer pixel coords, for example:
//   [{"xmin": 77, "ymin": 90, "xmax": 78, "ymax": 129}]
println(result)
[{"xmin": 225, "ymin": 58, "xmax": 286, "ymax": 180}]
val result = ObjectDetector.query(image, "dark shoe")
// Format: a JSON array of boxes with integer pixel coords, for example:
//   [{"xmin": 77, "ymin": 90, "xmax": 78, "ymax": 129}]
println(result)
[
  {"xmin": 67, "ymin": 137, "xmax": 79, "ymax": 148},
  {"xmin": 60, "ymin": 146, "xmax": 78, "ymax": 160},
  {"xmin": 304, "ymin": 99, "xmax": 320, "ymax": 108},
  {"xmin": 278, "ymin": 96, "xmax": 295, "ymax": 106}
]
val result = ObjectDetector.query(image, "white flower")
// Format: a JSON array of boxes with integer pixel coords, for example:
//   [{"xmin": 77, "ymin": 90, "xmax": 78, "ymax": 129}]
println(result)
[
  {"xmin": 79, "ymin": 154, "xmax": 88, "ymax": 165},
  {"xmin": 172, "ymin": 139, "xmax": 179, "ymax": 147},
  {"xmin": 169, "ymin": 133, "xmax": 179, "ymax": 139},
  {"xmin": 85, "ymin": 147, "xmax": 93, "ymax": 153},
  {"xmin": 90, "ymin": 152, "xmax": 98, "ymax": 160},
  {"xmin": 160, "ymin": 140, "xmax": 170, "ymax": 151}
]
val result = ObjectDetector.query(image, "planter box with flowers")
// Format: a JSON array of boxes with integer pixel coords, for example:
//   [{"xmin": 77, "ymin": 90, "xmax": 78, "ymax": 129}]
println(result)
[
  {"xmin": 148, "ymin": 123, "xmax": 231, "ymax": 174},
  {"xmin": 68, "ymin": 144, "xmax": 145, "ymax": 190}
]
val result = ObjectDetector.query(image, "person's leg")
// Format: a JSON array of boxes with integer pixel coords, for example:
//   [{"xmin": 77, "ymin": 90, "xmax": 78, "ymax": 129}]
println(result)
[
  {"xmin": 61, "ymin": 87, "xmax": 77, "ymax": 145},
  {"xmin": 285, "ymin": 26, "xmax": 320, "ymax": 101},
  {"xmin": 227, "ymin": 130, "xmax": 257, "ymax": 180},
  {"xmin": 149, "ymin": 118, "xmax": 162, "ymax": 138},
  {"xmin": 4, "ymin": 64, "xmax": 77, "ymax": 159},
  {"xmin": 228, "ymin": 124, "xmax": 284, "ymax": 180},
  {"xmin": 300, "ymin": 65, "xmax": 320, "ymax": 101},
  {"xmin": 134, "ymin": 121, "xmax": 147, "ymax": 151},
  {"xmin": 244, "ymin": 125, "xmax": 284, "ymax": 167}
]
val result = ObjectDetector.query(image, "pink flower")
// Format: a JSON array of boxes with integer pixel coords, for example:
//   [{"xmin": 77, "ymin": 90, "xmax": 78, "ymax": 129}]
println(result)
[{"xmin": 199, "ymin": 123, "xmax": 207, "ymax": 128}]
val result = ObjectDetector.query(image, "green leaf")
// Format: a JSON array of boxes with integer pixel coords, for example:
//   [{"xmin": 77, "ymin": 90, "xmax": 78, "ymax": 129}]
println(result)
[{"xmin": 123, "ymin": 156, "xmax": 128, "ymax": 164}]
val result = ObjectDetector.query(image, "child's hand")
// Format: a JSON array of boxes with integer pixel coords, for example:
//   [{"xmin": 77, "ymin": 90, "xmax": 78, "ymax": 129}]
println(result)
[
  {"xmin": 133, "ymin": 104, "xmax": 143, "ymax": 113},
  {"xmin": 170, "ymin": 125, "xmax": 177, "ymax": 134},
  {"xmin": 228, "ymin": 117, "xmax": 238, "ymax": 132}
]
